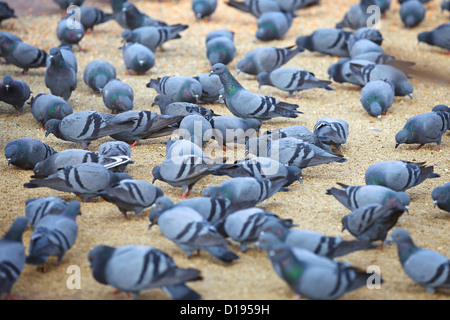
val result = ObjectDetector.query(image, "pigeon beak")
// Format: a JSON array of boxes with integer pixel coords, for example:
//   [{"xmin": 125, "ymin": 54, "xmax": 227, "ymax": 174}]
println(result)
[
  {"xmin": 433, "ymin": 200, "xmax": 437, "ymax": 208},
  {"xmin": 377, "ymin": 115, "xmax": 382, "ymax": 121},
  {"xmin": 395, "ymin": 143, "xmax": 399, "ymax": 149},
  {"xmin": 404, "ymin": 205, "xmax": 409, "ymax": 213},
  {"xmin": 152, "ymin": 177, "xmax": 157, "ymax": 183},
  {"xmin": 5, "ymin": 85, "xmax": 9, "ymax": 90},
  {"xmin": 237, "ymin": 69, "xmax": 241, "ymax": 75},
  {"xmin": 408, "ymin": 93, "xmax": 413, "ymax": 99},
  {"xmin": 45, "ymin": 131, "xmax": 50, "ymax": 137},
  {"xmin": 151, "ymin": 102, "xmax": 155, "ymax": 107},
  {"xmin": 298, "ymin": 176, "xmax": 303, "ymax": 183},
  {"xmin": 209, "ymin": 71, "xmax": 214, "ymax": 77},
  {"xmin": 139, "ymin": 60, "xmax": 144, "ymax": 66},
  {"xmin": 7, "ymin": 158, "xmax": 11, "ymax": 165}
]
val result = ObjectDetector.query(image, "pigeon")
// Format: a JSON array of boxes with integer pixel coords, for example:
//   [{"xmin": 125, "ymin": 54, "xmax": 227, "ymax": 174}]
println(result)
[
  {"xmin": 210, "ymin": 63, "xmax": 302, "ymax": 120},
  {"xmin": 26, "ymin": 200, "xmax": 80, "ymax": 266},
  {"xmin": 0, "ymin": 75, "xmax": 31, "ymax": 116},
  {"xmin": 0, "ymin": 1, "xmax": 15, "ymax": 25},
  {"xmin": 152, "ymin": 94, "xmax": 218, "ymax": 120},
  {"xmin": 122, "ymin": 42, "xmax": 155, "ymax": 75},
  {"xmin": 346, "ymin": 38, "xmax": 384, "ymax": 58},
  {"xmin": 266, "ymin": 242, "xmax": 381, "ymax": 300},
  {"xmin": 165, "ymin": 138, "xmax": 205, "ymax": 160},
  {"xmin": 418, "ymin": 22, "xmax": 450, "ymax": 52},
  {"xmin": 4, "ymin": 138, "xmax": 57, "ymax": 170},
  {"xmin": 352, "ymin": 27, "xmax": 383, "ymax": 45},
  {"xmin": 261, "ymin": 221, "xmax": 377, "ymax": 258},
  {"xmin": 432, "ymin": 104, "xmax": 450, "ymax": 115},
  {"xmin": 45, "ymin": 47, "xmax": 77, "ymax": 101},
  {"xmin": 152, "ymin": 155, "xmax": 225, "ymax": 199},
  {"xmin": 256, "ymin": 67, "xmax": 334, "ymax": 97},
  {"xmin": 388, "ymin": 228, "xmax": 450, "ymax": 294},
  {"xmin": 122, "ymin": 1, "xmax": 167, "ymax": 30},
  {"xmin": 148, "ymin": 206, "xmax": 239, "ymax": 263},
  {"xmin": 29, "ymin": 93, "xmax": 73, "ymax": 129},
  {"xmin": 206, "ymin": 30, "xmax": 236, "ymax": 66},
  {"xmin": 246, "ymin": 137, "xmax": 347, "ymax": 169},
  {"xmin": 31, "ymin": 149, "xmax": 132, "ymax": 178},
  {"xmin": 98, "ymin": 141, "xmax": 132, "ymax": 172},
  {"xmin": 53, "ymin": 0, "xmax": 84, "ymax": 11},
  {"xmin": 335, "ymin": 0, "xmax": 373, "ymax": 30},
  {"xmin": 53, "ymin": 44, "xmax": 78, "ymax": 73},
  {"xmin": 0, "ymin": 217, "xmax": 28, "ymax": 299},
  {"xmin": 341, "ymin": 198, "xmax": 407, "ymax": 242},
  {"xmin": 147, "ymin": 77, "xmax": 202, "ymax": 103},
  {"xmin": 365, "ymin": 161, "xmax": 440, "ymax": 191},
  {"xmin": 203, "ymin": 176, "xmax": 288, "ymax": 213},
  {"xmin": 109, "ymin": 110, "xmax": 184, "ymax": 146},
  {"xmin": 192, "ymin": 0, "xmax": 218, "ymax": 19},
  {"xmin": 0, "ymin": 31, "xmax": 21, "ymax": 61},
  {"xmin": 56, "ymin": 18, "xmax": 85, "ymax": 50},
  {"xmin": 359, "ymin": 80, "xmax": 395, "ymax": 119},
  {"xmin": 88, "ymin": 244, "xmax": 202, "ymax": 300},
  {"xmin": 327, "ymin": 58, "xmax": 374, "ymax": 86},
  {"xmin": 111, "ymin": 0, "xmax": 127, "ymax": 28},
  {"xmin": 225, "ymin": 0, "xmax": 283, "ymax": 18},
  {"xmin": 223, "ymin": 207, "xmax": 296, "ymax": 251},
  {"xmin": 74, "ymin": 6, "xmax": 114, "ymax": 33},
  {"xmin": 44, "ymin": 110, "xmax": 139, "ymax": 149},
  {"xmin": 209, "ymin": 115, "xmax": 261, "ymax": 148},
  {"xmin": 101, "ymin": 79, "xmax": 134, "ymax": 113},
  {"xmin": 255, "ymin": 11, "xmax": 294, "ymax": 41},
  {"xmin": 193, "ymin": 73, "xmax": 224, "ymax": 104},
  {"xmin": 237, "ymin": 45, "xmax": 304, "ymax": 76},
  {"xmin": 400, "ymin": 0, "xmax": 426, "ymax": 28},
  {"xmin": 25, "ymin": 196, "xmax": 69, "ymax": 228},
  {"xmin": 313, "ymin": 117, "xmax": 349, "ymax": 150},
  {"xmin": 326, "ymin": 183, "xmax": 411, "ymax": 211},
  {"xmin": 442, "ymin": 1, "xmax": 450, "ymax": 12},
  {"xmin": 98, "ymin": 179, "xmax": 163, "ymax": 219},
  {"xmin": 295, "ymin": 28, "xmax": 353, "ymax": 57},
  {"xmin": 431, "ymin": 182, "xmax": 450, "ymax": 213},
  {"xmin": 83, "ymin": 60, "xmax": 117, "ymax": 94},
  {"xmin": 121, "ymin": 24, "xmax": 189, "ymax": 52},
  {"xmin": 150, "ymin": 196, "xmax": 231, "ymax": 226},
  {"xmin": 0, "ymin": 34, "xmax": 48, "ymax": 75},
  {"xmin": 24, "ymin": 162, "xmax": 132, "ymax": 202},
  {"xmin": 395, "ymin": 111, "xmax": 450, "ymax": 151},
  {"xmin": 178, "ymin": 114, "xmax": 213, "ymax": 147}
]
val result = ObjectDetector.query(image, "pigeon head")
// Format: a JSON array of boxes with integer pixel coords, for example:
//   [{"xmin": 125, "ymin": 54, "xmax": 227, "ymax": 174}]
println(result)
[
  {"xmin": 396, "ymin": 81, "xmax": 413, "ymax": 99},
  {"xmin": 152, "ymin": 165, "xmax": 162, "ymax": 183},
  {"xmin": 431, "ymin": 185, "xmax": 449, "ymax": 209},
  {"xmin": 387, "ymin": 228, "xmax": 415, "ymax": 248},
  {"xmin": 261, "ymin": 221, "xmax": 289, "ymax": 241},
  {"xmin": 327, "ymin": 60, "xmax": 347, "ymax": 83},
  {"xmin": 88, "ymin": 245, "xmax": 116, "ymax": 285},
  {"xmin": 286, "ymin": 166, "xmax": 303, "ymax": 185},
  {"xmin": 5, "ymin": 140, "xmax": 25, "ymax": 166},
  {"xmin": 256, "ymin": 72, "xmax": 272, "ymax": 88},
  {"xmin": 151, "ymin": 94, "xmax": 172, "ymax": 108},
  {"xmin": 395, "ymin": 129, "xmax": 411, "ymax": 148},
  {"xmin": 122, "ymin": 1, "xmax": 134, "ymax": 12},
  {"xmin": 255, "ymin": 24, "xmax": 277, "ymax": 41},
  {"xmin": 3, "ymin": 217, "xmax": 28, "ymax": 242},
  {"xmin": 295, "ymin": 35, "xmax": 313, "ymax": 51},
  {"xmin": 417, "ymin": 31, "xmax": 432, "ymax": 45},
  {"xmin": 432, "ymin": 105, "xmax": 449, "ymax": 113},
  {"xmin": 236, "ymin": 57, "xmax": 255, "ymax": 75},
  {"xmin": 203, "ymin": 186, "xmax": 228, "ymax": 199},
  {"xmin": 149, "ymin": 196, "xmax": 174, "ymax": 220},
  {"xmin": 268, "ymin": 243, "xmax": 294, "ymax": 263},
  {"xmin": 44, "ymin": 119, "xmax": 62, "ymax": 137},
  {"xmin": 121, "ymin": 29, "xmax": 134, "ymax": 42},
  {"xmin": 63, "ymin": 200, "xmax": 82, "ymax": 220},
  {"xmin": 256, "ymin": 231, "xmax": 281, "ymax": 252},
  {"xmin": 112, "ymin": 172, "xmax": 133, "ymax": 186},
  {"xmin": 210, "ymin": 63, "xmax": 228, "ymax": 77},
  {"xmin": 367, "ymin": 101, "xmax": 383, "ymax": 118},
  {"xmin": 94, "ymin": 75, "xmax": 109, "ymax": 93},
  {"xmin": 2, "ymin": 75, "xmax": 13, "ymax": 88}
]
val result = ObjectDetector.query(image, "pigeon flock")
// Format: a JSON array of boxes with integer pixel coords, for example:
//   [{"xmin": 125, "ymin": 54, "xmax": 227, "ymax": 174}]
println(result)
[{"xmin": 0, "ymin": 0, "xmax": 449, "ymax": 301}]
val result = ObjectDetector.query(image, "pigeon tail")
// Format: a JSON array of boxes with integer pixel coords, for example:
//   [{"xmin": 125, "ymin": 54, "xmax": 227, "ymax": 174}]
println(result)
[{"xmin": 205, "ymin": 245, "xmax": 239, "ymax": 263}]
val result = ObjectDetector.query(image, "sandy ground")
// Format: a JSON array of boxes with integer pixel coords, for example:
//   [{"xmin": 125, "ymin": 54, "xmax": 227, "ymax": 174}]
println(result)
[{"xmin": 0, "ymin": 0, "xmax": 449, "ymax": 300}]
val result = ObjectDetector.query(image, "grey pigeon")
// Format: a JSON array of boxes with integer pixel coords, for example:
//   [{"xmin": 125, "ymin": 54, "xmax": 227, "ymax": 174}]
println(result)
[
  {"xmin": 352, "ymin": 27, "xmax": 383, "ymax": 45},
  {"xmin": 53, "ymin": 0, "xmax": 84, "ymax": 10},
  {"xmin": 256, "ymin": 11, "xmax": 294, "ymax": 41},
  {"xmin": 192, "ymin": 0, "xmax": 218, "ymax": 19},
  {"xmin": 75, "ymin": 6, "xmax": 114, "ymax": 32},
  {"xmin": 341, "ymin": 198, "xmax": 407, "ymax": 242},
  {"xmin": 147, "ymin": 77, "xmax": 202, "ymax": 103},
  {"xmin": 25, "ymin": 196, "xmax": 69, "ymax": 228},
  {"xmin": 202, "ymin": 176, "xmax": 288, "ymax": 213},
  {"xmin": 179, "ymin": 114, "xmax": 213, "ymax": 147},
  {"xmin": 335, "ymin": 1, "xmax": 373, "ymax": 30},
  {"xmin": 98, "ymin": 140, "xmax": 132, "ymax": 172},
  {"xmin": 226, "ymin": 0, "xmax": 283, "ymax": 18},
  {"xmin": 0, "ymin": 1, "xmax": 15, "ymax": 25},
  {"xmin": 111, "ymin": 0, "xmax": 127, "ymax": 28},
  {"xmin": 400, "ymin": 0, "xmax": 426, "ymax": 28},
  {"xmin": 26, "ymin": 200, "xmax": 80, "ymax": 266},
  {"xmin": 237, "ymin": 45, "xmax": 303, "ymax": 76},
  {"xmin": 360, "ymin": 80, "xmax": 395, "ymax": 119},
  {"xmin": 121, "ymin": 24, "xmax": 189, "ymax": 52},
  {"xmin": 256, "ymin": 67, "xmax": 334, "ymax": 97},
  {"xmin": 32, "ymin": 149, "xmax": 132, "ymax": 178},
  {"xmin": 24, "ymin": 162, "xmax": 132, "ymax": 202},
  {"xmin": 0, "ymin": 75, "xmax": 31, "ymax": 116},
  {"xmin": 45, "ymin": 47, "xmax": 77, "ymax": 101},
  {"xmin": 313, "ymin": 117, "xmax": 349, "ymax": 150},
  {"xmin": 88, "ymin": 244, "xmax": 202, "ymax": 300},
  {"xmin": 418, "ymin": 22, "xmax": 450, "ymax": 51},
  {"xmin": 388, "ymin": 228, "xmax": 450, "ymax": 294},
  {"xmin": 266, "ymin": 242, "xmax": 382, "ymax": 300},
  {"xmin": 4, "ymin": 138, "xmax": 56, "ymax": 170},
  {"xmin": 209, "ymin": 115, "xmax": 261, "ymax": 148},
  {"xmin": 122, "ymin": 42, "xmax": 155, "ymax": 75},
  {"xmin": 83, "ymin": 60, "xmax": 116, "ymax": 94},
  {"xmin": 98, "ymin": 179, "xmax": 163, "ymax": 219},
  {"xmin": 152, "ymin": 94, "xmax": 218, "ymax": 120},
  {"xmin": 29, "ymin": 93, "xmax": 73, "ymax": 129},
  {"xmin": 56, "ymin": 18, "xmax": 85, "ymax": 50},
  {"xmin": 210, "ymin": 63, "xmax": 302, "ymax": 120},
  {"xmin": 395, "ymin": 111, "xmax": 450, "ymax": 151},
  {"xmin": 296, "ymin": 28, "xmax": 353, "ymax": 57},
  {"xmin": 365, "ymin": 161, "xmax": 440, "ymax": 191},
  {"xmin": 0, "ymin": 217, "xmax": 28, "ymax": 299},
  {"xmin": 152, "ymin": 155, "xmax": 224, "ymax": 199},
  {"xmin": 109, "ymin": 110, "xmax": 183, "ymax": 146},
  {"xmin": 150, "ymin": 196, "xmax": 231, "ymax": 230},
  {"xmin": 0, "ymin": 33, "xmax": 48, "ymax": 75},
  {"xmin": 52, "ymin": 44, "xmax": 78, "ymax": 73},
  {"xmin": 326, "ymin": 182, "xmax": 411, "ymax": 211},
  {"xmin": 165, "ymin": 138, "xmax": 205, "ymax": 160},
  {"xmin": 102, "ymin": 79, "xmax": 133, "ymax": 113},
  {"xmin": 122, "ymin": 1, "xmax": 167, "ymax": 30},
  {"xmin": 327, "ymin": 58, "xmax": 374, "ymax": 86},
  {"xmin": 44, "ymin": 110, "xmax": 139, "ymax": 149},
  {"xmin": 223, "ymin": 207, "xmax": 296, "ymax": 251},
  {"xmin": 193, "ymin": 73, "xmax": 224, "ymax": 104},
  {"xmin": 148, "ymin": 206, "xmax": 239, "ymax": 263},
  {"xmin": 206, "ymin": 30, "xmax": 236, "ymax": 66},
  {"xmin": 432, "ymin": 182, "xmax": 450, "ymax": 213}
]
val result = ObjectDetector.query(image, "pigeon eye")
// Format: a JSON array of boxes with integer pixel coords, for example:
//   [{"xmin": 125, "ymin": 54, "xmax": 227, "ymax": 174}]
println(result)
[
  {"xmin": 261, "ymin": 239, "xmax": 265, "ymax": 243},
  {"xmin": 438, "ymin": 195, "xmax": 441, "ymax": 198},
  {"xmin": 89, "ymin": 256, "xmax": 94, "ymax": 261},
  {"xmin": 266, "ymin": 227, "xmax": 271, "ymax": 231}
]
